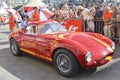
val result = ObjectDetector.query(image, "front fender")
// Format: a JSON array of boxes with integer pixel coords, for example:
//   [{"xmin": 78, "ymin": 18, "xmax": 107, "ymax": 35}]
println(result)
[{"xmin": 51, "ymin": 41, "xmax": 86, "ymax": 67}]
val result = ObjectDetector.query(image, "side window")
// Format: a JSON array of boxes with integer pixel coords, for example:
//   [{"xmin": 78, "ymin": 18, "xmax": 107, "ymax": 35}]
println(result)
[
  {"xmin": 24, "ymin": 26, "xmax": 31, "ymax": 34},
  {"xmin": 38, "ymin": 25, "xmax": 44, "ymax": 34},
  {"xmin": 38, "ymin": 24, "xmax": 52, "ymax": 34},
  {"xmin": 24, "ymin": 25, "xmax": 37, "ymax": 35}
]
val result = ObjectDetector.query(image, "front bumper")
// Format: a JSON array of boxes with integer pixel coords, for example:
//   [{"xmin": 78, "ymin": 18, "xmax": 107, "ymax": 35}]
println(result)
[{"xmin": 83, "ymin": 52, "xmax": 114, "ymax": 68}]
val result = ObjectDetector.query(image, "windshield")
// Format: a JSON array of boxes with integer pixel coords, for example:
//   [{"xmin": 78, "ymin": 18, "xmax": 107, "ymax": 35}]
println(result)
[{"xmin": 39, "ymin": 22, "xmax": 67, "ymax": 34}]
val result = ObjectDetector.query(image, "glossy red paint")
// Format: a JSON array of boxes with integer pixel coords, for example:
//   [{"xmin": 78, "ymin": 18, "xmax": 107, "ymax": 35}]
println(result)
[{"xmin": 9, "ymin": 20, "xmax": 114, "ymax": 68}]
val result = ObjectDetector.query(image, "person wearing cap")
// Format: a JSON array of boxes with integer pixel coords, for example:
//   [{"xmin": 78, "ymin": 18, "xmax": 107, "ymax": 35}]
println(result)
[
  {"xmin": 79, "ymin": 5, "xmax": 90, "ymax": 32},
  {"xmin": 32, "ymin": 7, "xmax": 40, "ymax": 21}
]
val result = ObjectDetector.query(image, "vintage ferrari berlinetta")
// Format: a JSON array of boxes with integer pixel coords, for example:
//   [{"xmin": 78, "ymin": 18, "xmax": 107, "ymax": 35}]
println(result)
[{"xmin": 9, "ymin": 20, "xmax": 115, "ymax": 77}]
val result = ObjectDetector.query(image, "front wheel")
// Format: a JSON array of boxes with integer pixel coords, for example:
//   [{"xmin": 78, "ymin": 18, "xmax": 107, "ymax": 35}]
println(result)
[
  {"xmin": 10, "ymin": 39, "xmax": 21, "ymax": 56},
  {"xmin": 53, "ymin": 49, "xmax": 80, "ymax": 77}
]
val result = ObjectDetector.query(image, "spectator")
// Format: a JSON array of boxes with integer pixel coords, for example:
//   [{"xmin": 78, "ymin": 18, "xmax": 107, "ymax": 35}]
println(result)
[
  {"xmin": 116, "ymin": 6, "xmax": 120, "ymax": 45},
  {"xmin": 63, "ymin": 2, "xmax": 69, "ymax": 10},
  {"xmin": 87, "ymin": 11, "xmax": 95, "ymax": 32},
  {"xmin": 24, "ymin": 10, "xmax": 29, "ymax": 19},
  {"xmin": 94, "ymin": 4, "xmax": 104, "ymax": 34},
  {"xmin": 103, "ymin": 7, "xmax": 113, "ymax": 38},
  {"xmin": 68, "ymin": 10, "xmax": 75, "ymax": 19},
  {"xmin": 50, "ymin": 14, "xmax": 59, "ymax": 22},
  {"xmin": 32, "ymin": 7, "xmax": 40, "ymax": 21},
  {"xmin": 48, "ymin": 4, "xmax": 54, "ymax": 11},
  {"xmin": 68, "ymin": 1, "xmax": 74, "ymax": 9},
  {"xmin": 20, "ymin": 15, "xmax": 29, "ymax": 29},
  {"xmin": 81, "ymin": 6, "xmax": 90, "ymax": 31},
  {"xmin": 9, "ymin": 12, "xmax": 15, "ymax": 32},
  {"xmin": 76, "ymin": 10, "xmax": 83, "ymax": 20},
  {"xmin": 61, "ymin": 6, "xmax": 69, "ymax": 20},
  {"xmin": 111, "ymin": 6, "xmax": 118, "ymax": 38}
]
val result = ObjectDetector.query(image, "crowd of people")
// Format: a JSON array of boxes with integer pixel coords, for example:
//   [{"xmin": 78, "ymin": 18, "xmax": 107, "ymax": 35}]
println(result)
[
  {"xmin": 49, "ymin": 2, "xmax": 120, "ymax": 44},
  {"xmin": 0, "ymin": 1, "xmax": 120, "ymax": 44}
]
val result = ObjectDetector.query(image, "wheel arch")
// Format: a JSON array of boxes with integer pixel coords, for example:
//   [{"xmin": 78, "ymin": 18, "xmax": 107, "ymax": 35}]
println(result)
[
  {"xmin": 9, "ymin": 37, "xmax": 16, "ymax": 42},
  {"xmin": 9, "ymin": 37, "xmax": 21, "ymax": 51},
  {"xmin": 9, "ymin": 37, "xmax": 22, "ymax": 56},
  {"xmin": 52, "ymin": 47, "xmax": 80, "ymax": 65}
]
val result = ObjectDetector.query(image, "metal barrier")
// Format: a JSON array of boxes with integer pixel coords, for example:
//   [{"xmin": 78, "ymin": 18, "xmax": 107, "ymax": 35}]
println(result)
[{"xmin": 82, "ymin": 19, "xmax": 120, "ymax": 44}]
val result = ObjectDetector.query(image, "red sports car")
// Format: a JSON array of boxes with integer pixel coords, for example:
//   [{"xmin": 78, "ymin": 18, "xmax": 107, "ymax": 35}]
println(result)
[{"xmin": 9, "ymin": 20, "xmax": 115, "ymax": 77}]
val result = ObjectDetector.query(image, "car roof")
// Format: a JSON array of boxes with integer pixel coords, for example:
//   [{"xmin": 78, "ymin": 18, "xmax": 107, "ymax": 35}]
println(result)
[{"xmin": 27, "ymin": 20, "xmax": 56, "ymax": 26}]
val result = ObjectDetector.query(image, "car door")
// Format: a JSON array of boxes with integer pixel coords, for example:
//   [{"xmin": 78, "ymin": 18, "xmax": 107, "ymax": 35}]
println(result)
[
  {"xmin": 34, "ymin": 24, "xmax": 53, "ymax": 61},
  {"xmin": 19, "ymin": 24, "xmax": 38, "ymax": 55}
]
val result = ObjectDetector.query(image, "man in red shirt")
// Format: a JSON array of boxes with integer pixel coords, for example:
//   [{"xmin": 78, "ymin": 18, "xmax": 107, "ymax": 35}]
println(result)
[
  {"xmin": 9, "ymin": 12, "xmax": 15, "ymax": 32},
  {"xmin": 103, "ymin": 7, "xmax": 113, "ymax": 38},
  {"xmin": 32, "ymin": 7, "xmax": 40, "ymax": 21}
]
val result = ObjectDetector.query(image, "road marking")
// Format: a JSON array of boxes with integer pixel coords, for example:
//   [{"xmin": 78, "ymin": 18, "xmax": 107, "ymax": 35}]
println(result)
[
  {"xmin": 0, "ymin": 66, "xmax": 21, "ymax": 80},
  {"xmin": 0, "ymin": 40, "xmax": 9, "ymax": 49},
  {"xmin": 0, "ymin": 44, "xmax": 9, "ymax": 49},
  {"xmin": 0, "ymin": 40, "xmax": 9, "ymax": 42}
]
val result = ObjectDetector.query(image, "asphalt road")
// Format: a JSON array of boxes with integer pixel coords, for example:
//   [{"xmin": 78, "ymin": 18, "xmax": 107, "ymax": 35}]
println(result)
[{"xmin": 0, "ymin": 25, "xmax": 120, "ymax": 80}]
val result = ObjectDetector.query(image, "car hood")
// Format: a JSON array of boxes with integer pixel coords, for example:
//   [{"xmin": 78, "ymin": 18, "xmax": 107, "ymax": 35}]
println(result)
[
  {"xmin": 55, "ymin": 32, "xmax": 112, "ymax": 54},
  {"xmin": 57, "ymin": 32, "xmax": 108, "ymax": 47}
]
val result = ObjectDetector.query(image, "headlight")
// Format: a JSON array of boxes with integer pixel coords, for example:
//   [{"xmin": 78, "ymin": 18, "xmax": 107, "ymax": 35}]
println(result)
[
  {"xmin": 111, "ymin": 42, "xmax": 115, "ymax": 50},
  {"xmin": 107, "ymin": 47, "xmax": 113, "ymax": 52},
  {"xmin": 85, "ymin": 52, "xmax": 92, "ymax": 62}
]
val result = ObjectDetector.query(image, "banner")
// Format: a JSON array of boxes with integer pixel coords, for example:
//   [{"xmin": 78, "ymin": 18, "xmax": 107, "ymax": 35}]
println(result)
[{"xmin": 63, "ymin": 19, "xmax": 82, "ymax": 32}]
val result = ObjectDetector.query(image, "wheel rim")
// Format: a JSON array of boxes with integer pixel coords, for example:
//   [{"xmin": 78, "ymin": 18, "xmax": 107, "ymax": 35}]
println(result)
[
  {"xmin": 11, "ymin": 41, "xmax": 18, "ymax": 54},
  {"xmin": 56, "ymin": 54, "xmax": 71, "ymax": 73}
]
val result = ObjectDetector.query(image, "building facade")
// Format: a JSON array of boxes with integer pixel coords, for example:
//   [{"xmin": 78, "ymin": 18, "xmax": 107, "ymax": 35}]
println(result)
[
  {"xmin": 0, "ymin": 0, "xmax": 28, "ymax": 8},
  {"xmin": 0, "ymin": 0, "xmax": 119, "ymax": 9}
]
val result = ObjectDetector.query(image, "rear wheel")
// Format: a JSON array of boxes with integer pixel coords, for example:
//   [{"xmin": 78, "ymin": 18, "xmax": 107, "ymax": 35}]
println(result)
[
  {"xmin": 10, "ymin": 39, "xmax": 21, "ymax": 56},
  {"xmin": 53, "ymin": 49, "xmax": 80, "ymax": 77}
]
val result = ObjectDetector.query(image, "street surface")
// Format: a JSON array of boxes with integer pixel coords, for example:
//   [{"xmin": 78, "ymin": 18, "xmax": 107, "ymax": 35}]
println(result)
[{"xmin": 0, "ymin": 25, "xmax": 120, "ymax": 80}]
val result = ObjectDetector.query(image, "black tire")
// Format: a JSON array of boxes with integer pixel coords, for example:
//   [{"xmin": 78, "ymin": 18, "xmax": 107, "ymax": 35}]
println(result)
[
  {"xmin": 10, "ymin": 39, "xmax": 21, "ymax": 56},
  {"xmin": 53, "ymin": 49, "xmax": 80, "ymax": 77}
]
